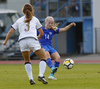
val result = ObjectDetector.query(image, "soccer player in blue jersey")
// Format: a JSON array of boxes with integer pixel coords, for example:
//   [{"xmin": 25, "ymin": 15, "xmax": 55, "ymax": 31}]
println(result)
[{"xmin": 37, "ymin": 16, "xmax": 76, "ymax": 80}]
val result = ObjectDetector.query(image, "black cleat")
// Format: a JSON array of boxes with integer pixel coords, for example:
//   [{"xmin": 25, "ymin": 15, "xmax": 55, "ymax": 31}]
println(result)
[
  {"xmin": 38, "ymin": 76, "xmax": 48, "ymax": 84},
  {"xmin": 52, "ymin": 67, "xmax": 58, "ymax": 74},
  {"xmin": 30, "ymin": 79, "xmax": 36, "ymax": 85}
]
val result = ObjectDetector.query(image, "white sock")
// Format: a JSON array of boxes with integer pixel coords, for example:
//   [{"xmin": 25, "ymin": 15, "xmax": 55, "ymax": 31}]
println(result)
[
  {"xmin": 39, "ymin": 60, "xmax": 46, "ymax": 77},
  {"xmin": 25, "ymin": 63, "xmax": 33, "ymax": 80}
]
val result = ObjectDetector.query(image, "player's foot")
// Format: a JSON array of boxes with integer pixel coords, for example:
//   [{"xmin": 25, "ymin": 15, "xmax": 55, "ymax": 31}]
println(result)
[
  {"xmin": 30, "ymin": 79, "xmax": 36, "ymax": 85},
  {"xmin": 48, "ymin": 75, "xmax": 57, "ymax": 80},
  {"xmin": 38, "ymin": 76, "xmax": 48, "ymax": 84},
  {"xmin": 51, "ymin": 67, "xmax": 58, "ymax": 74}
]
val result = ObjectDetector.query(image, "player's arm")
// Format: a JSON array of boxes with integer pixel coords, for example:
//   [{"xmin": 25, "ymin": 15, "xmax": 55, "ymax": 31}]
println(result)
[
  {"xmin": 37, "ymin": 28, "xmax": 44, "ymax": 40},
  {"xmin": 59, "ymin": 22, "xmax": 76, "ymax": 33},
  {"xmin": 3, "ymin": 28, "xmax": 15, "ymax": 45}
]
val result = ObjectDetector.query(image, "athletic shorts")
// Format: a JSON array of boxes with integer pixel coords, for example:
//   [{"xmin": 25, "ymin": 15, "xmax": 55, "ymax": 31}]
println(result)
[
  {"xmin": 42, "ymin": 44, "xmax": 57, "ymax": 55},
  {"xmin": 19, "ymin": 38, "xmax": 41, "ymax": 52}
]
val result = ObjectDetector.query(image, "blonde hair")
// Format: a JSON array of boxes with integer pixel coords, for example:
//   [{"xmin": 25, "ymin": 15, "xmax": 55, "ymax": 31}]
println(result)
[
  {"xmin": 45, "ymin": 16, "xmax": 59, "ymax": 31},
  {"xmin": 22, "ymin": 3, "xmax": 35, "ymax": 23}
]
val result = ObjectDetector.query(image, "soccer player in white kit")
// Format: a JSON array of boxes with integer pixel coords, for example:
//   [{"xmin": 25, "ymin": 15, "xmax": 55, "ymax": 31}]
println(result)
[{"xmin": 3, "ymin": 3, "xmax": 48, "ymax": 85}]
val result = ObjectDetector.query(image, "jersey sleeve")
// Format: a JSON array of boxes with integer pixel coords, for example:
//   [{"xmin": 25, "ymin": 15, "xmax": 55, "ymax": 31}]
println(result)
[
  {"xmin": 36, "ymin": 18, "xmax": 42, "ymax": 29},
  {"xmin": 55, "ymin": 28, "xmax": 60, "ymax": 34},
  {"xmin": 11, "ymin": 20, "xmax": 18, "ymax": 30}
]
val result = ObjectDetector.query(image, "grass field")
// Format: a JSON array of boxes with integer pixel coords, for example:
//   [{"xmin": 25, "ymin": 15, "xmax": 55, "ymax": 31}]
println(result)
[{"xmin": 0, "ymin": 64, "xmax": 100, "ymax": 89}]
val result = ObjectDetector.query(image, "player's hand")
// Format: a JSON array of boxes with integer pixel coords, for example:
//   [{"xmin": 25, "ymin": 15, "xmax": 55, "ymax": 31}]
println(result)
[
  {"xmin": 3, "ymin": 41, "xmax": 7, "ymax": 45},
  {"xmin": 37, "ymin": 35, "xmax": 42, "ymax": 40},
  {"xmin": 37, "ymin": 35, "xmax": 41, "ymax": 40},
  {"xmin": 70, "ymin": 22, "xmax": 76, "ymax": 27}
]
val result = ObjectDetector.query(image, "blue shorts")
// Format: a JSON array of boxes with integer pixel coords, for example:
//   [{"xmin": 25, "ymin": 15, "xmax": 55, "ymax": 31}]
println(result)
[{"xmin": 42, "ymin": 44, "xmax": 57, "ymax": 55}]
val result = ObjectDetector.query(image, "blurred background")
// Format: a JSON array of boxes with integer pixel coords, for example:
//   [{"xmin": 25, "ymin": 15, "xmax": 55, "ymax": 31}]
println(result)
[{"xmin": 0, "ymin": 0, "xmax": 99, "ymax": 60}]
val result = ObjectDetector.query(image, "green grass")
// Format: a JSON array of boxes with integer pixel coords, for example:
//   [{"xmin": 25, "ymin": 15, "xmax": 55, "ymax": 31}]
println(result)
[{"xmin": 0, "ymin": 64, "xmax": 100, "ymax": 89}]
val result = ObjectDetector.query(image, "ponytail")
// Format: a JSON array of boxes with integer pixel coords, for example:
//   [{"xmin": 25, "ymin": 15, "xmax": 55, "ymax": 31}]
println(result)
[
  {"xmin": 24, "ymin": 9, "xmax": 32, "ymax": 23},
  {"xmin": 22, "ymin": 3, "xmax": 35, "ymax": 23}
]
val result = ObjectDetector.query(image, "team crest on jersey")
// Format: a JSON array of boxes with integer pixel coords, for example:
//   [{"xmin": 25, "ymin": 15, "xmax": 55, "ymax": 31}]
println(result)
[{"xmin": 49, "ymin": 32, "xmax": 52, "ymax": 35}]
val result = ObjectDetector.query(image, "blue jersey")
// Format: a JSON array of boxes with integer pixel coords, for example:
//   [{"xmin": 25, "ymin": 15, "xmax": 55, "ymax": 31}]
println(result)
[{"xmin": 38, "ymin": 26, "xmax": 60, "ymax": 45}]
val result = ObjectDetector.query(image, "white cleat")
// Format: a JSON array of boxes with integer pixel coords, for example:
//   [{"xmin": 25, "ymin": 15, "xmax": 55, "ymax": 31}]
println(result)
[{"xmin": 48, "ymin": 75, "xmax": 57, "ymax": 80}]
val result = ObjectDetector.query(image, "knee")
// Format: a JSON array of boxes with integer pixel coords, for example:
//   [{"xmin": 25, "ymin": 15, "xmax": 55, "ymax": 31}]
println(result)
[
  {"xmin": 54, "ymin": 56, "xmax": 60, "ymax": 62},
  {"xmin": 57, "ymin": 55, "xmax": 61, "ymax": 60}
]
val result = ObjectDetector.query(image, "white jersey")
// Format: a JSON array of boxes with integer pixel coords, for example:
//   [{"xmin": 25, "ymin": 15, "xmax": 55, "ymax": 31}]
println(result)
[{"xmin": 11, "ymin": 16, "xmax": 42, "ymax": 41}]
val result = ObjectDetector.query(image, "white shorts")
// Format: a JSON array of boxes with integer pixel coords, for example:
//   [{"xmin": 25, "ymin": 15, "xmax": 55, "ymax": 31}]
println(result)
[{"xmin": 19, "ymin": 38, "xmax": 41, "ymax": 52}]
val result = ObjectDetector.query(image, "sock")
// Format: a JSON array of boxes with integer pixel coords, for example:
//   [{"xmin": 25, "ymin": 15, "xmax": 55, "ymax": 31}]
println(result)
[
  {"xmin": 46, "ymin": 58, "xmax": 53, "ymax": 68},
  {"xmin": 50, "ymin": 61, "xmax": 60, "ymax": 75},
  {"xmin": 39, "ymin": 59, "xmax": 46, "ymax": 77},
  {"xmin": 51, "ymin": 61, "xmax": 60, "ymax": 75},
  {"xmin": 54, "ymin": 61, "xmax": 60, "ymax": 68},
  {"xmin": 25, "ymin": 62, "xmax": 33, "ymax": 80}
]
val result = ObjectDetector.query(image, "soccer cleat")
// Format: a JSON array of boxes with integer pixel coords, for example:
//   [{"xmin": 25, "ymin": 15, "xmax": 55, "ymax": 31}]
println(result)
[
  {"xmin": 51, "ymin": 67, "xmax": 58, "ymax": 74},
  {"xmin": 38, "ymin": 76, "xmax": 48, "ymax": 84},
  {"xmin": 48, "ymin": 75, "xmax": 57, "ymax": 80},
  {"xmin": 30, "ymin": 79, "xmax": 36, "ymax": 85}
]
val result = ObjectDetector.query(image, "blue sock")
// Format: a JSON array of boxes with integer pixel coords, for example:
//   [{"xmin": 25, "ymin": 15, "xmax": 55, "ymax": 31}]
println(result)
[
  {"xmin": 46, "ymin": 58, "xmax": 53, "ymax": 69},
  {"xmin": 54, "ymin": 61, "xmax": 60, "ymax": 68},
  {"xmin": 50, "ymin": 61, "xmax": 60, "ymax": 75}
]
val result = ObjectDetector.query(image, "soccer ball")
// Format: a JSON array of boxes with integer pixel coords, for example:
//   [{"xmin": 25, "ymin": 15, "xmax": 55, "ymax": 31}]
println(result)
[{"xmin": 63, "ymin": 58, "xmax": 74, "ymax": 69}]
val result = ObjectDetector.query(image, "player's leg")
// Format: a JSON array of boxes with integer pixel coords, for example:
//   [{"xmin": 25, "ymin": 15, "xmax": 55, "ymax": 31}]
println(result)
[
  {"xmin": 28, "ymin": 38, "xmax": 48, "ymax": 84},
  {"xmin": 51, "ymin": 52, "xmax": 60, "ymax": 72},
  {"xmin": 35, "ymin": 48, "xmax": 48, "ymax": 84},
  {"xmin": 43, "ymin": 45, "xmax": 59, "ymax": 80},
  {"xmin": 45, "ymin": 51, "xmax": 54, "ymax": 69},
  {"xmin": 19, "ymin": 39, "xmax": 35, "ymax": 85},
  {"xmin": 48, "ymin": 52, "xmax": 60, "ymax": 80},
  {"xmin": 22, "ymin": 51, "xmax": 36, "ymax": 85}
]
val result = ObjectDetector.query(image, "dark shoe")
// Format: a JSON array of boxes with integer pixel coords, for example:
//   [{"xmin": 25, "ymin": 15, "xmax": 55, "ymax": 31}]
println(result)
[
  {"xmin": 52, "ymin": 67, "xmax": 58, "ymax": 74},
  {"xmin": 38, "ymin": 76, "xmax": 48, "ymax": 84},
  {"xmin": 30, "ymin": 79, "xmax": 36, "ymax": 85}
]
